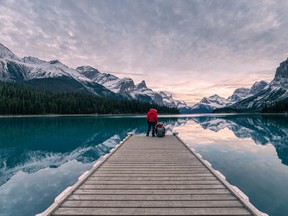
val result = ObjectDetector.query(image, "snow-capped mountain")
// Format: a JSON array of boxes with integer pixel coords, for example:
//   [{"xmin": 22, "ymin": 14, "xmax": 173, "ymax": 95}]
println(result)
[
  {"xmin": 189, "ymin": 94, "xmax": 231, "ymax": 113},
  {"xmin": 77, "ymin": 66, "xmax": 187, "ymax": 106},
  {"xmin": 249, "ymin": 80, "xmax": 269, "ymax": 95},
  {"xmin": 215, "ymin": 59, "xmax": 288, "ymax": 112},
  {"xmin": 226, "ymin": 81, "xmax": 269, "ymax": 104},
  {"xmin": 228, "ymin": 88, "xmax": 250, "ymax": 102},
  {"xmin": 190, "ymin": 80, "xmax": 269, "ymax": 113},
  {"xmin": 0, "ymin": 43, "xmax": 119, "ymax": 98},
  {"xmin": 0, "ymin": 43, "xmax": 188, "ymax": 110},
  {"xmin": 158, "ymin": 91, "xmax": 193, "ymax": 113},
  {"xmin": 0, "ymin": 43, "xmax": 20, "ymax": 61}
]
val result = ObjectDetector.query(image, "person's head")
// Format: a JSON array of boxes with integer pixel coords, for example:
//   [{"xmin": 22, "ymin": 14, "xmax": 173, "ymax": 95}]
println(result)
[{"xmin": 150, "ymin": 108, "xmax": 157, "ymax": 112}]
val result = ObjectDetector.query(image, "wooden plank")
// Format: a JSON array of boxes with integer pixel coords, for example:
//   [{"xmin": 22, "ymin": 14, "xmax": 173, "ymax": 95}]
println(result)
[
  {"xmin": 113, "ymin": 154, "xmax": 191, "ymax": 156},
  {"xmin": 109, "ymin": 156, "xmax": 195, "ymax": 159},
  {"xmin": 91, "ymin": 173, "xmax": 213, "ymax": 177},
  {"xmin": 101, "ymin": 162, "xmax": 203, "ymax": 165},
  {"xmin": 96, "ymin": 169, "xmax": 208, "ymax": 172},
  {"xmin": 84, "ymin": 180, "xmax": 220, "ymax": 185},
  {"xmin": 87, "ymin": 176, "xmax": 217, "ymax": 181},
  {"xmin": 111, "ymin": 153, "xmax": 192, "ymax": 155},
  {"xmin": 61, "ymin": 200, "xmax": 243, "ymax": 208},
  {"xmin": 74, "ymin": 189, "xmax": 231, "ymax": 195},
  {"xmin": 104, "ymin": 162, "xmax": 202, "ymax": 165},
  {"xmin": 52, "ymin": 207, "xmax": 252, "ymax": 215},
  {"xmin": 97, "ymin": 168, "xmax": 205, "ymax": 171},
  {"xmin": 68, "ymin": 194, "xmax": 238, "ymax": 201},
  {"xmin": 100, "ymin": 164, "xmax": 204, "ymax": 167},
  {"xmin": 79, "ymin": 184, "xmax": 225, "ymax": 190},
  {"xmin": 106, "ymin": 160, "xmax": 201, "ymax": 163},
  {"xmin": 97, "ymin": 167, "xmax": 208, "ymax": 170},
  {"xmin": 94, "ymin": 170, "xmax": 209, "ymax": 174}
]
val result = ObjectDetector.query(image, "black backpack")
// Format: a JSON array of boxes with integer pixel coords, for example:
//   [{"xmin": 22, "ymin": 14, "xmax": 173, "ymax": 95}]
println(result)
[{"xmin": 156, "ymin": 123, "xmax": 165, "ymax": 137}]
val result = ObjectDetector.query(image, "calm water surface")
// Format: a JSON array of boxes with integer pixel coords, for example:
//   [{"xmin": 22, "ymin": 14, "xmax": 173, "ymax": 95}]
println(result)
[{"xmin": 0, "ymin": 114, "xmax": 288, "ymax": 216}]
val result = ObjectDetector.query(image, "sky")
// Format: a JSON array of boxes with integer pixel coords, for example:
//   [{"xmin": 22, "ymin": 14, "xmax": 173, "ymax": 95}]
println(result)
[{"xmin": 1, "ymin": 0, "xmax": 288, "ymax": 105}]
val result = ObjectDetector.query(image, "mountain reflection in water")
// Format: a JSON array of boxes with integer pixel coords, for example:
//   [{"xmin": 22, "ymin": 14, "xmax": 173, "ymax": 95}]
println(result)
[
  {"xmin": 0, "ymin": 116, "xmax": 181, "ymax": 186},
  {"xmin": 190, "ymin": 115, "xmax": 288, "ymax": 166}
]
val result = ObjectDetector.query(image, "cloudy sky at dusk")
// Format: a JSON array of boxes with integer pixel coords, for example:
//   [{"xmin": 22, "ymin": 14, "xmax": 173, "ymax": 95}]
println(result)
[{"xmin": 1, "ymin": 0, "xmax": 288, "ymax": 105}]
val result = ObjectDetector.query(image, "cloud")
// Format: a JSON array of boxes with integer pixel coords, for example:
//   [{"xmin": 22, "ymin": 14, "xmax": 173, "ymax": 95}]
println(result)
[{"xmin": 1, "ymin": 0, "xmax": 288, "ymax": 104}]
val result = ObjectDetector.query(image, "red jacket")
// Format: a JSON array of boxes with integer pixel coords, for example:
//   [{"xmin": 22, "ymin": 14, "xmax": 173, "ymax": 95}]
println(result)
[{"xmin": 146, "ymin": 109, "xmax": 158, "ymax": 122}]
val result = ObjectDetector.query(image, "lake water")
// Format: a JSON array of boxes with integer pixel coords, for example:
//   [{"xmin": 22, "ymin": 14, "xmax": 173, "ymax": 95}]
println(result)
[{"xmin": 0, "ymin": 114, "xmax": 288, "ymax": 216}]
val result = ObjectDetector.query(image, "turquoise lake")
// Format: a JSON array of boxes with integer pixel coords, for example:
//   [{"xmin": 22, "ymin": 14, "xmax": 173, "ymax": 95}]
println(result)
[{"xmin": 0, "ymin": 114, "xmax": 288, "ymax": 216}]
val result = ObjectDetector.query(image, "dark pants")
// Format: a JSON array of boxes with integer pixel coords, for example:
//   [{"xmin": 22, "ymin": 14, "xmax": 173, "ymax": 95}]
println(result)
[{"xmin": 147, "ymin": 122, "xmax": 156, "ymax": 136}]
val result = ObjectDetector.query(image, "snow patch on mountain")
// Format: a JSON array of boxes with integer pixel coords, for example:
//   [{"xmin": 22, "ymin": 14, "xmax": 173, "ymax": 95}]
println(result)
[
  {"xmin": 0, "ymin": 43, "xmax": 21, "ymax": 61},
  {"xmin": 23, "ymin": 58, "xmax": 89, "ymax": 81}
]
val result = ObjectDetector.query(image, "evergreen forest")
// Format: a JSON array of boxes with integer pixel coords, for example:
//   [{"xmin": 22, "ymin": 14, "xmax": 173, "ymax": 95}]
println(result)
[
  {"xmin": 0, "ymin": 82, "xmax": 179, "ymax": 115},
  {"xmin": 262, "ymin": 100, "xmax": 288, "ymax": 113}
]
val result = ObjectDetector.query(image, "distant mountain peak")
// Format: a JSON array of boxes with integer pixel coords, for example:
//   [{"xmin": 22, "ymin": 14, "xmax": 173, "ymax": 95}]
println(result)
[
  {"xmin": 274, "ymin": 58, "xmax": 288, "ymax": 80},
  {"xmin": 77, "ymin": 66, "xmax": 99, "ymax": 72},
  {"xmin": 118, "ymin": 77, "xmax": 134, "ymax": 90},
  {"xmin": 22, "ymin": 56, "xmax": 45, "ymax": 64},
  {"xmin": 76, "ymin": 66, "xmax": 100, "ymax": 79},
  {"xmin": 250, "ymin": 80, "xmax": 268, "ymax": 95},
  {"xmin": 0, "ymin": 43, "xmax": 20, "ymax": 61},
  {"xmin": 159, "ymin": 91, "xmax": 171, "ymax": 98},
  {"xmin": 209, "ymin": 94, "xmax": 220, "ymax": 99},
  {"xmin": 228, "ymin": 88, "xmax": 250, "ymax": 102},
  {"xmin": 199, "ymin": 94, "xmax": 228, "ymax": 106},
  {"xmin": 136, "ymin": 80, "xmax": 147, "ymax": 89},
  {"xmin": 201, "ymin": 94, "xmax": 224, "ymax": 103},
  {"xmin": 49, "ymin": 59, "xmax": 62, "ymax": 65},
  {"xmin": 233, "ymin": 88, "xmax": 250, "ymax": 94}
]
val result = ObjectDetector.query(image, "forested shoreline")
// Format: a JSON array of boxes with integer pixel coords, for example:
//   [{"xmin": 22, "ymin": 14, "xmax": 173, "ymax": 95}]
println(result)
[
  {"xmin": 0, "ymin": 82, "xmax": 179, "ymax": 115},
  {"xmin": 262, "ymin": 100, "xmax": 288, "ymax": 113}
]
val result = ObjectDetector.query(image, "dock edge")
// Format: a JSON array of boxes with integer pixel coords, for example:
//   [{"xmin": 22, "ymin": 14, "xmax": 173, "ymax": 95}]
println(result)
[{"xmin": 173, "ymin": 132, "xmax": 268, "ymax": 216}]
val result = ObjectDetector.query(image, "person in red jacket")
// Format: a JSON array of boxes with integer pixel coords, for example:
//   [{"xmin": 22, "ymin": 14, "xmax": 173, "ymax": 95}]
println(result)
[{"xmin": 146, "ymin": 108, "xmax": 158, "ymax": 137}]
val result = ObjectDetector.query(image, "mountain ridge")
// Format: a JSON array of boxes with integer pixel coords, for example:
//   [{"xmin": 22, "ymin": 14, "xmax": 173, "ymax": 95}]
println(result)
[
  {"xmin": 188, "ymin": 80, "xmax": 270, "ymax": 113},
  {"xmin": 2, "ymin": 42, "xmax": 287, "ymax": 113},
  {"xmin": 214, "ymin": 58, "xmax": 288, "ymax": 113},
  {"xmin": 0, "ymin": 43, "xmax": 186, "ymax": 110}
]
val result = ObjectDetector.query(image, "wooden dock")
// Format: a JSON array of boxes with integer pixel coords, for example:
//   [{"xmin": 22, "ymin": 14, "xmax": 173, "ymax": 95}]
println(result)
[{"xmin": 38, "ymin": 134, "xmax": 265, "ymax": 216}]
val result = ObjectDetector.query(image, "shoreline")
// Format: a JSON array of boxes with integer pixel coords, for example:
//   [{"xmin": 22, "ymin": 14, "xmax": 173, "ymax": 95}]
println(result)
[
  {"xmin": 0, "ymin": 112, "xmax": 287, "ymax": 118},
  {"xmin": 0, "ymin": 113, "xmax": 144, "ymax": 118}
]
